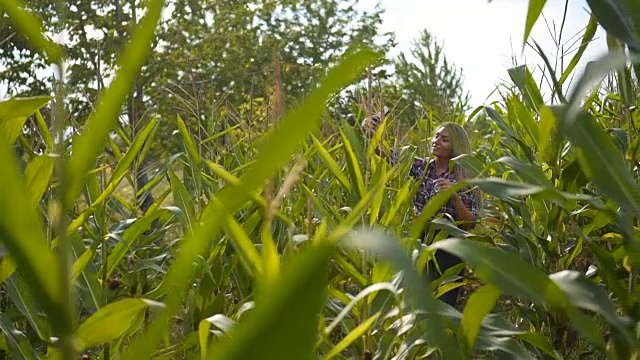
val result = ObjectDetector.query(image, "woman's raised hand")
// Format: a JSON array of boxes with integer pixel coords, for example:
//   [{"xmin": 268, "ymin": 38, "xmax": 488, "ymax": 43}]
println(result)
[
  {"xmin": 360, "ymin": 107, "xmax": 389, "ymax": 137},
  {"xmin": 361, "ymin": 113, "xmax": 381, "ymax": 136}
]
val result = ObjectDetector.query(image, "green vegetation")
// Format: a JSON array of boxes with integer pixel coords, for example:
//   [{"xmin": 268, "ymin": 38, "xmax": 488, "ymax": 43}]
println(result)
[{"xmin": 0, "ymin": 0, "xmax": 639, "ymax": 359}]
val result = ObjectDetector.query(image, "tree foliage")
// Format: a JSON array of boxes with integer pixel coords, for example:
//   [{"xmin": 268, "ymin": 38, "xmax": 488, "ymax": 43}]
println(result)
[
  {"xmin": 0, "ymin": 0, "xmax": 394, "ymax": 155},
  {"xmin": 394, "ymin": 29, "xmax": 470, "ymax": 122}
]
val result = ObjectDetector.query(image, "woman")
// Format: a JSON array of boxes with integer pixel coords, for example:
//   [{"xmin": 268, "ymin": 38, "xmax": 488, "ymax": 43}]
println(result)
[
  {"xmin": 363, "ymin": 116, "xmax": 479, "ymax": 306},
  {"xmin": 410, "ymin": 122, "xmax": 478, "ymax": 307}
]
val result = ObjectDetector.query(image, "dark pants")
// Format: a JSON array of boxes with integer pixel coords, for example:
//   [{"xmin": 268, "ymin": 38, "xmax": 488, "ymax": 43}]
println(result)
[{"xmin": 426, "ymin": 249, "xmax": 464, "ymax": 307}]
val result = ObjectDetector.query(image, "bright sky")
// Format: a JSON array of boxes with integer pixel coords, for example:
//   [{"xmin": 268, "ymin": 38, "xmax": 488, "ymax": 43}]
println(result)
[
  {"xmin": 361, "ymin": 0, "xmax": 609, "ymax": 108},
  {"xmin": 2, "ymin": 0, "xmax": 608, "ymax": 106}
]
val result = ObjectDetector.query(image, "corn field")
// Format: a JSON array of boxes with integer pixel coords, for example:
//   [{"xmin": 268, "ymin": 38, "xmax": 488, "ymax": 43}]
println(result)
[{"xmin": 1, "ymin": 0, "xmax": 640, "ymax": 359}]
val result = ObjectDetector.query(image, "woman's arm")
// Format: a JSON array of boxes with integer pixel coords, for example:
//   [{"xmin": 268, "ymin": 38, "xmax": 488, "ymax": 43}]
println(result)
[
  {"xmin": 434, "ymin": 179, "xmax": 477, "ymax": 227},
  {"xmin": 452, "ymin": 192, "xmax": 476, "ymax": 223}
]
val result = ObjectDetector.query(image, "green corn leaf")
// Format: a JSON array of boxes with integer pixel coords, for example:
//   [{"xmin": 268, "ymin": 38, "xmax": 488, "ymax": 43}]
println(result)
[
  {"xmin": 105, "ymin": 208, "xmax": 172, "ymax": 280},
  {"xmin": 340, "ymin": 128, "xmax": 366, "ymax": 200},
  {"xmin": 558, "ymin": 107, "xmax": 640, "ymax": 212},
  {"xmin": 550, "ymin": 270, "xmax": 635, "ymax": 345},
  {"xmin": 0, "ymin": 314, "xmax": 39, "ymax": 360},
  {"xmin": 0, "ymin": 96, "xmax": 52, "ymax": 145},
  {"xmin": 52, "ymin": 118, "xmax": 157, "ymax": 247},
  {"xmin": 495, "ymin": 157, "xmax": 553, "ymax": 187},
  {"xmin": 345, "ymin": 229, "xmax": 458, "ymax": 357},
  {"xmin": 523, "ymin": 0, "xmax": 547, "ymax": 47},
  {"xmin": 109, "ymin": 117, "xmax": 157, "ymax": 183},
  {"xmin": 69, "ymin": 234, "xmax": 102, "ymax": 312},
  {"xmin": 459, "ymin": 285, "xmax": 501, "ymax": 356},
  {"xmin": 199, "ymin": 315, "xmax": 236, "ymax": 360},
  {"xmin": 324, "ymin": 168, "xmax": 392, "ymax": 244},
  {"xmin": 516, "ymin": 332, "xmax": 561, "ymax": 359},
  {"xmin": 204, "ymin": 160, "xmax": 291, "ymax": 225},
  {"xmin": 323, "ymin": 312, "xmax": 381, "ymax": 360},
  {"xmin": 578, "ymin": 229, "xmax": 634, "ymax": 310},
  {"xmin": 368, "ymin": 160, "xmax": 387, "ymax": 225},
  {"xmin": 453, "ymin": 153, "xmax": 485, "ymax": 178},
  {"xmin": 431, "ymin": 239, "xmax": 559, "ymax": 305},
  {"xmin": 62, "ymin": 0, "xmax": 165, "ymax": 208},
  {"xmin": 201, "ymin": 124, "xmax": 241, "ymax": 144},
  {"xmin": 380, "ymin": 178, "xmax": 413, "ymax": 226},
  {"xmin": 567, "ymin": 52, "xmax": 632, "ymax": 116},
  {"xmin": 259, "ymin": 214, "xmax": 280, "ymax": 293},
  {"xmin": 6, "ymin": 275, "xmax": 49, "ymax": 341},
  {"xmin": 587, "ymin": 0, "xmax": 640, "ymax": 51},
  {"xmin": 0, "ymin": 257, "xmax": 17, "ymax": 285},
  {"xmin": 431, "ymin": 239, "xmax": 604, "ymax": 346},
  {"xmin": 208, "ymin": 244, "xmax": 334, "ymax": 360},
  {"xmin": 122, "ymin": 47, "xmax": 380, "ymax": 359},
  {"xmin": 34, "ymin": 110, "xmax": 53, "ymax": 150},
  {"xmin": 511, "ymin": 96, "xmax": 540, "ymax": 147},
  {"xmin": 607, "ymin": 33, "xmax": 636, "ymax": 109},
  {"xmin": 323, "ymin": 283, "xmax": 398, "ymax": 337},
  {"xmin": 176, "ymin": 114, "xmax": 202, "ymax": 167},
  {"xmin": 475, "ymin": 333, "xmax": 536, "ymax": 359},
  {"xmin": 341, "ymin": 120, "xmax": 366, "ymax": 166},
  {"xmin": 222, "ymin": 215, "xmax": 262, "ymax": 277},
  {"xmin": 311, "ymin": 135, "xmax": 351, "ymax": 191},
  {"xmin": 332, "ymin": 252, "xmax": 368, "ymax": 288},
  {"xmin": 169, "ymin": 171, "xmax": 196, "ymax": 231},
  {"xmin": 409, "ymin": 180, "xmax": 468, "ymax": 240},
  {"xmin": 507, "ymin": 65, "xmax": 544, "ymax": 111},
  {"xmin": 537, "ymin": 106, "xmax": 562, "ymax": 165},
  {"xmin": 74, "ymin": 298, "xmax": 160, "ymax": 351},
  {"xmin": 0, "ymin": 139, "xmax": 66, "ymax": 335},
  {"xmin": 24, "ymin": 154, "xmax": 55, "ymax": 209}
]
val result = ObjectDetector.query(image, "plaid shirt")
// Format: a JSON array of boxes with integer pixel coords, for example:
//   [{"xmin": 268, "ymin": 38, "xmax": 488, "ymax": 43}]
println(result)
[{"xmin": 409, "ymin": 157, "xmax": 477, "ymax": 223}]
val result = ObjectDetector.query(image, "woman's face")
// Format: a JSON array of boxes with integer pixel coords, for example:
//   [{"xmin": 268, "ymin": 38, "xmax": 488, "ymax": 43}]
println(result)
[{"xmin": 431, "ymin": 127, "xmax": 453, "ymax": 159}]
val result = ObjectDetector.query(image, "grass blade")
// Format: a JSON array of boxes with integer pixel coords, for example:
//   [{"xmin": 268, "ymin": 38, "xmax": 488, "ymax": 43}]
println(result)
[
  {"xmin": 558, "ymin": 106, "xmax": 640, "ymax": 212},
  {"xmin": 523, "ymin": 0, "xmax": 547, "ymax": 47},
  {"xmin": 24, "ymin": 154, "xmax": 55, "ymax": 209},
  {"xmin": 0, "ymin": 96, "xmax": 52, "ymax": 144},
  {"xmin": 0, "ymin": 314, "xmax": 40, "ymax": 360},
  {"xmin": 323, "ymin": 312, "xmax": 381, "ymax": 360},
  {"xmin": 558, "ymin": 15, "xmax": 598, "ymax": 86},
  {"xmin": 459, "ymin": 284, "xmax": 501, "ymax": 356},
  {"xmin": 340, "ymin": 128, "xmax": 366, "ymax": 200},
  {"xmin": 222, "ymin": 215, "xmax": 262, "ymax": 277},
  {"xmin": 208, "ymin": 244, "xmax": 334, "ymax": 360},
  {"xmin": 311, "ymin": 135, "xmax": 351, "ymax": 191},
  {"xmin": 176, "ymin": 114, "xmax": 202, "ymax": 168},
  {"xmin": 74, "ymin": 298, "xmax": 158, "ymax": 351},
  {"xmin": 169, "ymin": 171, "xmax": 196, "ymax": 231},
  {"xmin": 6, "ymin": 275, "xmax": 49, "ymax": 341},
  {"xmin": 0, "ymin": 140, "xmax": 66, "ymax": 335}
]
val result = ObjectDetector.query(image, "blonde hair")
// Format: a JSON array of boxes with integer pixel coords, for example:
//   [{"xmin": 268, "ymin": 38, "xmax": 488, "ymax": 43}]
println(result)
[{"xmin": 435, "ymin": 122, "xmax": 482, "ymax": 214}]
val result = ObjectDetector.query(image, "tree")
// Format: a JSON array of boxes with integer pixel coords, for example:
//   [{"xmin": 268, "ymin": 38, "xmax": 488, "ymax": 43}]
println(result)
[
  {"xmin": 150, "ymin": 0, "xmax": 394, "ymax": 149},
  {"xmin": 329, "ymin": 29, "xmax": 469, "ymax": 134},
  {"xmin": 0, "ymin": 0, "xmax": 393, "ymax": 155},
  {"xmin": 393, "ymin": 29, "xmax": 470, "ymax": 124}
]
